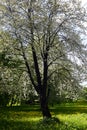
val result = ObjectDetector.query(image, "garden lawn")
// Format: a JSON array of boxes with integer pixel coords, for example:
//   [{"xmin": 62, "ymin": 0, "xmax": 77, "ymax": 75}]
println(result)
[{"xmin": 0, "ymin": 103, "xmax": 87, "ymax": 130}]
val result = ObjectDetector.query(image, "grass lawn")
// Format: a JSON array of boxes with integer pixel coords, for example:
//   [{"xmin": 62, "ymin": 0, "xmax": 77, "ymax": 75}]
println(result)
[{"xmin": 0, "ymin": 102, "xmax": 87, "ymax": 130}]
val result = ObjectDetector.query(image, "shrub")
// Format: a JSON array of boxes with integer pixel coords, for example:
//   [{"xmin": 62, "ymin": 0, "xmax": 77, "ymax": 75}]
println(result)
[{"xmin": 0, "ymin": 92, "xmax": 10, "ymax": 107}]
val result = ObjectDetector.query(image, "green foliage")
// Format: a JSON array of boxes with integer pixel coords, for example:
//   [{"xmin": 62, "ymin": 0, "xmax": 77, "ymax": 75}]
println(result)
[
  {"xmin": 0, "ymin": 51, "xmax": 23, "ymax": 68},
  {"xmin": 0, "ymin": 92, "xmax": 10, "ymax": 107},
  {"xmin": 81, "ymin": 87, "xmax": 87, "ymax": 101}
]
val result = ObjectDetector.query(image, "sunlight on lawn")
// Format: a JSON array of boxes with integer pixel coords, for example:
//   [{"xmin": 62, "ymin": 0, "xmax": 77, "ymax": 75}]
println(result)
[{"xmin": 57, "ymin": 113, "xmax": 87, "ymax": 130}]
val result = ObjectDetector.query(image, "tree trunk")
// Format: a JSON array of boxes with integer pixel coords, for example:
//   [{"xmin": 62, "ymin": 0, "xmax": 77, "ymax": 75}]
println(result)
[{"xmin": 40, "ymin": 95, "xmax": 51, "ymax": 118}]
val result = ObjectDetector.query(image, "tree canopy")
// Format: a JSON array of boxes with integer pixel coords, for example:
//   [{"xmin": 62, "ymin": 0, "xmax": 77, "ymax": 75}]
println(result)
[{"xmin": 0, "ymin": 0, "xmax": 87, "ymax": 118}]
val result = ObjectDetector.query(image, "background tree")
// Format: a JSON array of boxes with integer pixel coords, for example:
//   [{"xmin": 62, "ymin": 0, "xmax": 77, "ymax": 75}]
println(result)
[{"xmin": 48, "ymin": 63, "xmax": 82, "ymax": 105}]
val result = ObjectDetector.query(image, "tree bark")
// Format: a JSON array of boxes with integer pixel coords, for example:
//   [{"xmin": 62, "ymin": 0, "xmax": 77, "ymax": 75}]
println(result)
[{"xmin": 40, "ymin": 94, "xmax": 51, "ymax": 118}]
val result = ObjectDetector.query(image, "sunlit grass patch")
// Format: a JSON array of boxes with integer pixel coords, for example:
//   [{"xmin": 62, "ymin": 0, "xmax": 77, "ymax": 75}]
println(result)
[{"xmin": 57, "ymin": 113, "xmax": 87, "ymax": 130}]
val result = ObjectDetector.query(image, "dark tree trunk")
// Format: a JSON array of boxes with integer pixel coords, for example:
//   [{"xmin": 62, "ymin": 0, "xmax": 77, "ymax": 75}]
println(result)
[{"xmin": 40, "ymin": 94, "xmax": 51, "ymax": 118}]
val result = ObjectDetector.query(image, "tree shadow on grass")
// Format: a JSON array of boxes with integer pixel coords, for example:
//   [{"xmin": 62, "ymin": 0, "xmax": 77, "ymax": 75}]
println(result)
[
  {"xmin": 0, "ymin": 119, "xmax": 37, "ymax": 130},
  {"xmin": 51, "ymin": 105, "xmax": 87, "ymax": 114},
  {"xmin": 0, "ymin": 105, "xmax": 40, "ymax": 112},
  {"xmin": 1, "ymin": 104, "xmax": 87, "ymax": 116},
  {"xmin": 0, "ymin": 119, "xmax": 63, "ymax": 130}
]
